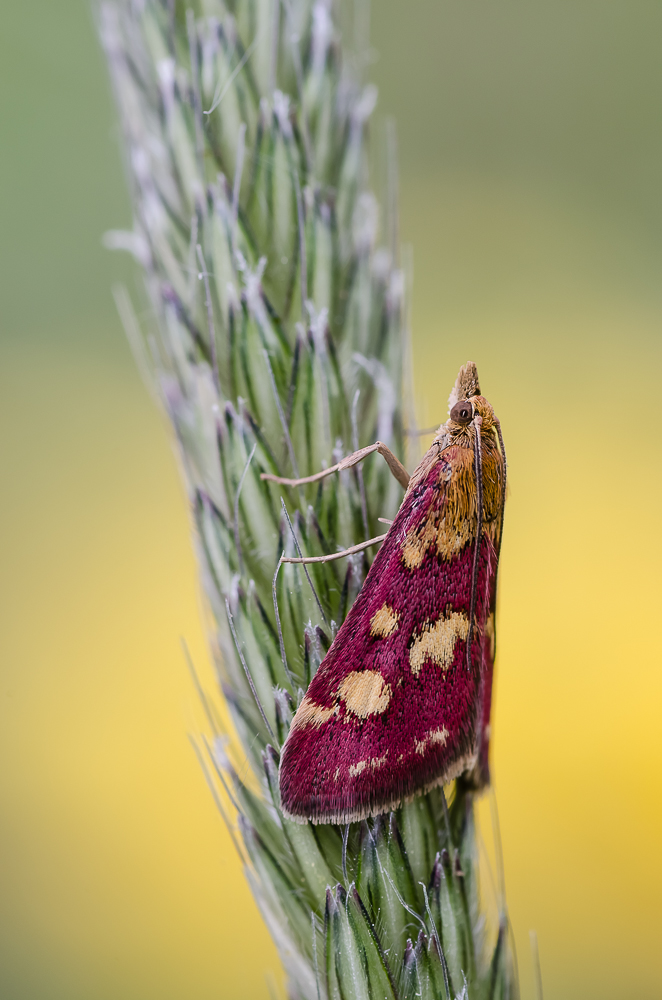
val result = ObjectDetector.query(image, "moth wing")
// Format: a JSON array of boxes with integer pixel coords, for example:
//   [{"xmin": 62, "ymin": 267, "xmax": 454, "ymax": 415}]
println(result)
[{"xmin": 279, "ymin": 447, "xmax": 497, "ymax": 824}]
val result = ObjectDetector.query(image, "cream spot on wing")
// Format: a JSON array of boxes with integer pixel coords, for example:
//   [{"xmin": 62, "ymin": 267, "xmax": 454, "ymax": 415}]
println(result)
[
  {"xmin": 338, "ymin": 671, "xmax": 392, "ymax": 718},
  {"xmin": 370, "ymin": 752, "xmax": 389, "ymax": 770},
  {"xmin": 484, "ymin": 613, "xmax": 495, "ymax": 659},
  {"xmin": 430, "ymin": 727, "xmax": 449, "ymax": 745},
  {"xmin": 401, "ymin": 517, "xmax": 437, "ymax": 570},
  {"xmin": 370, "ymin": 603, "xmax": 401, "ymax": 638},
  {"xmin": 415, "ymin": 727, "xmax": 449, "ymax": 755},
  {"xmin": 409, "ymin": 612, "xmax": 470, "ymax": 676},
  {"xmin": 291, "ymin": 695, "xmax": 337, "ymax": 730},
  {"xmin": 333, "ymin": 767, "xmax": 340, "ymax": 781},
  {"xmin": 348, "ymin": 753, "xmax": 388, "ymax": 778}
]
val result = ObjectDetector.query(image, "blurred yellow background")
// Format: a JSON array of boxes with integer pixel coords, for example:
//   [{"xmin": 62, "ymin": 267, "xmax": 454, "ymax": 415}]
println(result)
[{"xmin": 1, "ymin": 2, "xmax": 661, "ymax": 998}]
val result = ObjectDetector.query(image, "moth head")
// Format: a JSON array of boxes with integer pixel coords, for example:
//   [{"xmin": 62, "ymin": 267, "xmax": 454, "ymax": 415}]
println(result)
[
  {"xmin": 448, "ymin": 362, "xmax": 481, "ymax": 413},
  {"xmin": 447, "ymin": 363, "xmax": 497, "ymax": 432},
  {"xmin": 472, "ymin": 395, "xmax": 496, "ymax": 428},
  {"xmin": 449, "ymin": 399, "xmax": 474, "ymax": 425},
  {"xmin": 449, "ymin": 395, "xmax": 496, "ymax": 430}
]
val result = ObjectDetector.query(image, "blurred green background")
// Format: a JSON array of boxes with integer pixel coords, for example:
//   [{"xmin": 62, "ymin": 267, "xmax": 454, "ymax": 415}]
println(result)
[{"xmin": 2, "ymin": 1, "xmax": 661, "ymax": 998}]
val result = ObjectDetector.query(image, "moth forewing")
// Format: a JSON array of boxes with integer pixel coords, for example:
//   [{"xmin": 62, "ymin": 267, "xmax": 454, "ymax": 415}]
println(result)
[{"xmin": 277, "ymin": 362, "xmax": 506, "ymax": 823}]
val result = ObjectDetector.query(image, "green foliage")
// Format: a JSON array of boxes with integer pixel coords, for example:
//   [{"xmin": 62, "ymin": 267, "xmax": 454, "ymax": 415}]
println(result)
[{"xmin": 101, "ymin": 1, "xmax": 517, "ymax": 996}]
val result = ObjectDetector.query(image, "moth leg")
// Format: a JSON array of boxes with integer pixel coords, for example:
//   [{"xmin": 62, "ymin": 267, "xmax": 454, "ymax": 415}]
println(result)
[
  {"xmin": 261, "ymin": 441, "xmax": 410, "ymax": 489},
  {"xmin": 281, "ymin": 533, "xmax": 387, "ymax": 564}
]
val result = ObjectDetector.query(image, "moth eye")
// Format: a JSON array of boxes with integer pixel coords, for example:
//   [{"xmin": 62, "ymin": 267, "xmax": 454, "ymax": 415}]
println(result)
[{"xmin": 450, "ymin": 400, "xmax": 473, "ymax": 424}]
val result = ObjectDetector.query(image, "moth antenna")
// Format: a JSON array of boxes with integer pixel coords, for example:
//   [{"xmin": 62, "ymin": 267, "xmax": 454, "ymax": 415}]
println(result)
[
  {"xmin": 494, "ymin": 418, "xmax": 507, "ymax": 568},
  {"xmin": 280, "ymin": 498, "xmax": 330, "ymax": 626},
  {"xmin": 271, "ymin": 556, "xmax": 296, "ymax": 689},
  {"xmin": 225, "ymin": 598, "xmax": 277, "ymax": 743},
  {"xmin": 263, "ymin": 350, "xmax": 299, "ymax": 478},
  {"xmin": 342, "ymin": 823, "xmax": 350, "ymax": 885},
  {"xmin": 233, "ymin": 443, "xmax": 257, "ymax": 575},
  {"xmin": 351, "ymin": 389, "xmax": 370, "ymax": 538},
  {"xmin": 467, "ymin": 416, "xmax": 484, "ymax": 671},
  {"xmin": 195, "ymin": 244, "xmax": 220, "ymax": 392},
  {"xmin": 491, "ymin": 417, "xmax": 508, "ymax": 664},
  {"xmin": 420, "ymin": 882, "xmax": 452, "ymax": 1000}
]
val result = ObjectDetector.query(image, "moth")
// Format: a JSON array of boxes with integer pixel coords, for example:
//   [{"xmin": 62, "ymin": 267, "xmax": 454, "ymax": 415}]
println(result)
[{"xmin": 264, "ymin": 362, "xmax": 506, "ymax": 824}]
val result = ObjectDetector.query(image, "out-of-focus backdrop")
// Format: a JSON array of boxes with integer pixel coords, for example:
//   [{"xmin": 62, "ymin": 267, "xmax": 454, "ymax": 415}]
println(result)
[{"xmin": 2, "ymin": 1, "xmax": 661, "ymax": 998}]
